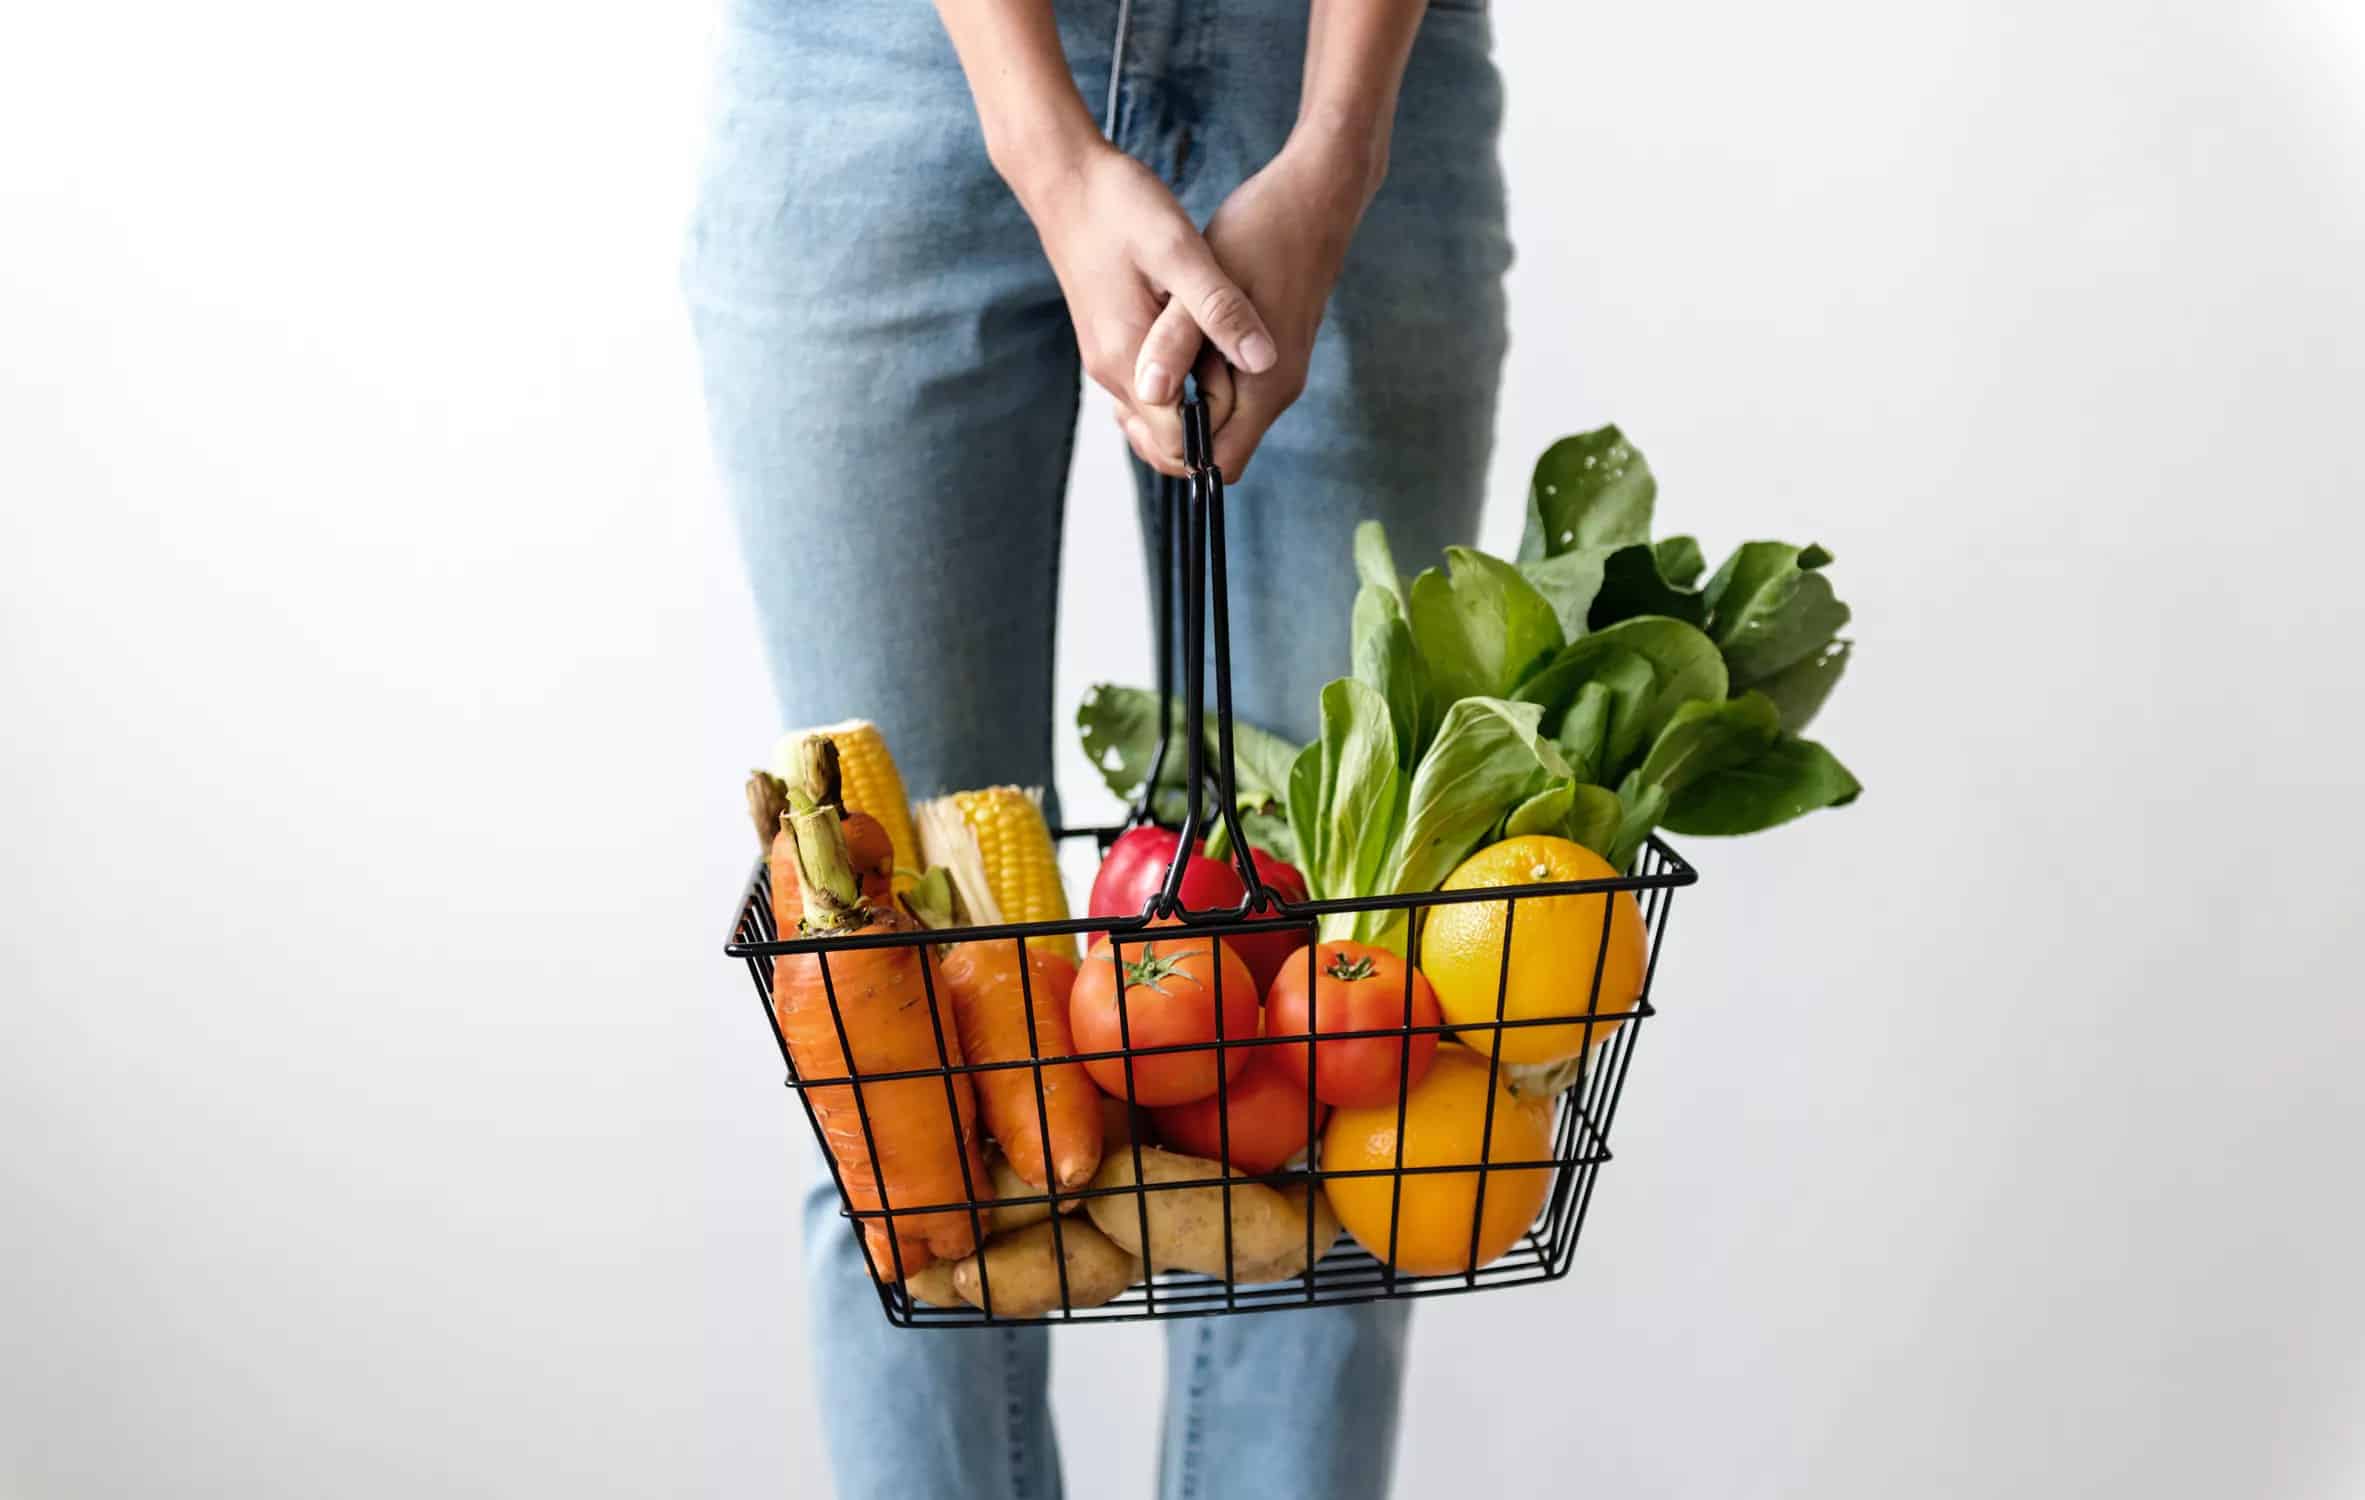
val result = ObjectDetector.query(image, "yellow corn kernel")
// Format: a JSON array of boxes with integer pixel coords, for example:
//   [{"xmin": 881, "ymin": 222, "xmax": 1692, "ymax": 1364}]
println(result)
[
  {"xmin": 920, "ymin": 787, "xmax": 1075, "ymax": 959},
  {"xmin": 774, "ymin": 720, "xmax": 917, "ymax": 892}
]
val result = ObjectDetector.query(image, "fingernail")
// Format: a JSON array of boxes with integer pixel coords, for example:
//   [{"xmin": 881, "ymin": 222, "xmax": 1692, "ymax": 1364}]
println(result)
[
  {"xmin": 1240, "ymin": 333, "xmax": 1277, "ymax": 373},
  {"xmin": 1136, "ymin": 362, "xmax": 1173, "ymax": 403}
]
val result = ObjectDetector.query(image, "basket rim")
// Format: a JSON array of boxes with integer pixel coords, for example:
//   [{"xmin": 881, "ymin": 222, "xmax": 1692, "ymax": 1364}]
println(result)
[{"xmin": 725, "ymin": 830, "xmax": 1697, "ymax": 958}]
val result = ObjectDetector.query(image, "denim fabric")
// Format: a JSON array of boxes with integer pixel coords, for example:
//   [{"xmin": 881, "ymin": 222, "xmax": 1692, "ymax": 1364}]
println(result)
[{"xmin": 686, "ymin": 1, "xmax": 1506, "ymax": 1496}]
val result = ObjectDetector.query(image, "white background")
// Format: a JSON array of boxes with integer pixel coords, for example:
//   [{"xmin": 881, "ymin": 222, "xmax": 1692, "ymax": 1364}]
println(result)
[{"xmin": 5, "ymin": 1, "xmax": 2363, "ymax": 1496}]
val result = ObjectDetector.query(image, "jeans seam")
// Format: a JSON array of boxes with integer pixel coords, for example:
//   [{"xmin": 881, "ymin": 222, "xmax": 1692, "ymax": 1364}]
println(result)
[
  {"xmin": 1003, "ymin": 1329, "xmax": 1030, "ymax": 1500},
  {"xmin": 1174, "ymin": 1321, "xmax": 1215, "ymax": 1500}
]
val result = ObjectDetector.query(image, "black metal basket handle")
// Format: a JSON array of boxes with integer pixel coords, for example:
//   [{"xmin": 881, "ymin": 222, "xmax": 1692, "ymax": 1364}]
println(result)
[{"xmin": 1129, "ymin": 394, "xmax": 1274, "ymax": 918}]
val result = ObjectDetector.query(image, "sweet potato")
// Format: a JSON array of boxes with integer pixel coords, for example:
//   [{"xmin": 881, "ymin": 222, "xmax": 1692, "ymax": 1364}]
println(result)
[
  {"xmin": 985, "ymin": 1152, "xmax": 1084, "ymax": 1237},
  {"xmin": 951, "ymin": 1219, "xmax": 1139, "ymax": 1317},
  {"xmin": 903, "ymin": 1261, "xmax": 962, "ymax": 1309},
  {"xmin": 1083, "ymin": 1146, "xmax": 1332, "ymax": 1277},
  {"xmin": 1226, "ymin": 1185, "xmax": 1342, "ymax": 1284}
]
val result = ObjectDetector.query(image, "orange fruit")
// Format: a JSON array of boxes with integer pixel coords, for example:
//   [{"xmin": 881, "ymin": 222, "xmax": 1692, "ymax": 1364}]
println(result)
[
  {"xmin": 1321, "ymin": 1047, "xmax": 1554, "ymax": 1275},
  {"xmin": 1418, "ymin": 835, "xmax": 1647, "ymax": 1065}
]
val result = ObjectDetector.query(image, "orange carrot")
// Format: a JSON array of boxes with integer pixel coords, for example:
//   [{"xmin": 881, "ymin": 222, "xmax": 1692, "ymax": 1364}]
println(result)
[
  {"xmin": 771, "ymin": 773, "xmax": 990, "ymax": 1277},
  {"xmin": 932, "ymin": 939, "xmax": 1103, "ymax": 1191}
]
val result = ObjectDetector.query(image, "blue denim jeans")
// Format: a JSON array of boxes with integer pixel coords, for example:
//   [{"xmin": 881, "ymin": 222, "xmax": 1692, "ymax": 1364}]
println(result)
[{"xmin": 686, "ymin": 1, "xmax": 1507, "ymax": 1495}]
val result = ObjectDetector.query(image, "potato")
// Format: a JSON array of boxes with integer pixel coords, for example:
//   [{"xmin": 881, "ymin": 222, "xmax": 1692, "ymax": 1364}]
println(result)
[
  {"xmin": 984, "ymin": 1152, "xmax": 1083, "ymax": 1237},
  {"xmin": 903, "ymin": 1261, "xmax": 962, "ymax": 1309},
  {"xmin": 951, "ymin": 1219, "xmax": 1140, "ymax": 1317},
  {"xmin": 1226, "ymin": 1184, "xmax": 1342, "ymax": 1284},
  {"xmin": 1084, "ymin": 1146, "xmax": 1332, "ymax": 1276}
]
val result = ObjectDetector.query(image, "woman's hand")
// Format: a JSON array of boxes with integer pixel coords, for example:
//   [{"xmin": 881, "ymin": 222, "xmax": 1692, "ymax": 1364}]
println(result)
[
  {"xmin": 1139, "ymin": 127, "xmax": 1387, "ymax": 480},
  {"xmin": 1009, "ymin": 140, "xmax": 1278, "ymax": 476},
  {"xmin": 931, "ymin": 0, "xmax": 1277, "ymax": 475}
]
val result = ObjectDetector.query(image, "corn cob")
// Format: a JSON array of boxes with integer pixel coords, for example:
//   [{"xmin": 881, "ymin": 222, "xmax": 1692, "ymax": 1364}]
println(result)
[
  {"xmin": 774, "ymin": 720, "xmax": 916, "ymax": 893},
  {"xmin": 916, "ymin": 787, "xmax": 1075, "ymax": 959}
]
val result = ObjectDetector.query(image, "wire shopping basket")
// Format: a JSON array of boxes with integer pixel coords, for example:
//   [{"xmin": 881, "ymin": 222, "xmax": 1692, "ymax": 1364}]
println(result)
[{"xmin": 725, "ymin": 398, "xmax": 1697, "ymax": 1328}]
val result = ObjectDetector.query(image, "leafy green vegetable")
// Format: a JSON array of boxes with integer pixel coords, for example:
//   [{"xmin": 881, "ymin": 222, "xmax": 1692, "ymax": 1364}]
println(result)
[
  {"xmin": 1361, "ymin": 698, "xmax": 1570, "ymax": 938},
  {"xmin": 1589, "ymin": 543, "xmax": 1708, "ymax": 630},
  {"xmin": 1079, "ymin": 418, "xmax": 1863, "ymax": 899},
  {"xmin": 1519, "ymin": 427, "xmax": 1655, "ymax": 560},
  {"xmin": 1608, "ymin": 782, "xmax": 1669, "ymax": 872},
  {"xmin": 1351, "ymin": 582, "xmax": 1427, "ymax": 766},
  {"xmin": 1751, "ymin": 639, "xmax": 1850, "ymax": 733},
  {"xmin": 1077, "ymin": 682, "xmax": 1171, "ymax": 810},
  {"xmin": 1076, "ymin": 684, "xmax": 1301, "ymax": 842},
  {"xmin": 1627, "ymin": 693, "xmax": 1782, "ymax": 797},
  {"xmin": 1408, "ymin": 548, "xmax": 1565, "ymax": 706},
  {"xmin": 1662, "ymin": 735, "xmax": 1862, "ymax": 835},
  {"xmin": 1653, "ymin": 535, "xmax": 1706, "ymax": 588},
  {"xmin": 1703, "ymin": 541, "xmax": 1851, "ymax": 690},
  {"xmin": 1519, "ymin": 617, "xmax": 1728, "ymax": 777},
  {"xmin": 1286, "ymin": 740, "xmax": 1324, "ymax": 884},
  {"xmin": 1313, "ymin": 679, "xmax": 1404, "ymax": 914},
  {"xmin": 1354, "ymin": 519, "xmax": 1406, "ymax": 612},
  {"xmin": 1517, "ymin": 549, "xmax": 1613, "ymax": 641},
  {"xmin": 1503, "ymin": 783, "xmax": 1575, "ymax": 840},
  {"xmin": 1562, "ymin": 783, "xmax": 1625, "ymax": 862}
]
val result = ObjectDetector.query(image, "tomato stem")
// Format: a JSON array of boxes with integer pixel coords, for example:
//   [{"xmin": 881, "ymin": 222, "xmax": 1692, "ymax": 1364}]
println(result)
[
  {"xmin": 1123, "ymin": 941, "xmax": 1207, "ymax": 993},
  {"xmin": 1323, "ymin": 951, "xmax": 1379, "ymax": 983}
]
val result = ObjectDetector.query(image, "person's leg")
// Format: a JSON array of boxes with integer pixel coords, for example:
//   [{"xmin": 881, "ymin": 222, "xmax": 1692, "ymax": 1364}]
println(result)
[
  {"xmin": 1157, "ymin": 1302, "xmax": 1414, "ymax": 1500},
  {"xmin": 799, "ymin": 1167, "xmax": 1062, "ymax": 1500},
  {"xmin": 685, "ymin": 3, "xmax": 1126, "ymax": 1496},
  {"xmin": 1143, "ymin": 4, "xmax": 1511, "ymax": 1498},
  {"xmin": 685, "ymin": 0, "xmax": 1103, "ymax": 801}
]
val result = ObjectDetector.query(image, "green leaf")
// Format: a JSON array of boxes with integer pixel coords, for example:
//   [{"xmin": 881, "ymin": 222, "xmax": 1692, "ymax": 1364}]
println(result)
[
  {"xmin": 1407, "ymin": 548, "xmax": 1565, "ymax": 705},
  {"xmin": 1608, "ymin": 782, "xmax": 1669, "ymax": 872},
  {"xmin": 1225, "ymin": 714, "xmax": 1301, "ymax": 812},
  {"xmin": 1520, "ymin": 427, "xmax": 1655, "ymax": 560},
  {"xmin": 1589, "ymin": 543, "xmax": 1707, "ymax": 630},
  {"xmin": 1286, "ymin": 739, "xmax": 1325, "ymax": 892},
  {"xmin": 1753, "ymin": 639, "xmax": 1851, "ymax": 733},
  {"xmin": 1504, "ymin": 782, "xmax": 1576, "ymax": 840},
  {"xmin": 1237, "ymin": 805, "xmax": 1298, "ymax": 866},
  {"xmin": 1703, "ymin": 542, "xmax": 1852, "ymax": 687},
  {"xmin": 1654, "ymin": 535, "xmax": 1706, "ymax": 588},
  {"xmin": 1366, "ymin": 698, "xmax": 1571, "ymax": 937},
  {"xmin": 1354, "ymin": 520, "xmax": 1406, "ymax": 612},
  {"xmin": 1351, "ymin": 583, "xmax": 1428, "ymax": 768},
  {"xmin": 1663, "ymin": 735, "xmax": 1863, "ymax": 836},
  {"xmin": 1077, "ymin": 684, "xmax": 1304, "ymax": 827},
  {"xmin": 1077, "ymin": 683, "xmax": 1178, "ymax": 808},
  {"xmin": 1517, "ymin": 549, "xmax": 1613, "ymax": 641},
  {"xmin": 1553, "ymin": 679, "xmax": 1616, "ymax": 785},
  {"xmin": 1517, "ymin": 618, "xmax": 1728, "ymax": 780},
  {"xmin": 1561, "ymin": 783, "xmax": 1625, "ymax": 862},
  {"xmin": 1631, "ymin": 693, "xmax": 1783, "ymax": 796},
  {"xmin": 1315, "ymin": 679, "xmax": 1404, "ymax": 913}
]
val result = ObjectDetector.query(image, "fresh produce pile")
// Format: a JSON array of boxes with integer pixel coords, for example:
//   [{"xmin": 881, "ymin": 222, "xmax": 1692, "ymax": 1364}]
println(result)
[{"xmin": 749, "ymin": 425, "xmax": 1862, "ymax": 1313}]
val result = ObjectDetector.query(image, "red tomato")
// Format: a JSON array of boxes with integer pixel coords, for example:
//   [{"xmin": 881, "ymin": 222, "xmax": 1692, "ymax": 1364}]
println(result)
[
  {"xmin": 1264, "ymin": 940, "xmax": 1443, "ymax": 1109},
  {"xmin": 1151, "ymin": 1041, "xmax": 1327, "ymax": 1174},
  {"xmin": 1070, "ymin": 926, "xmax": 1260, "ymax": 1107},
  {"xmin": 1224, "ymin": 847, "xmax": 1311, "ymax": 995},
  {"xmin": 1088, "ymin": 826, "xmax": 1247, "ymax": 920}
]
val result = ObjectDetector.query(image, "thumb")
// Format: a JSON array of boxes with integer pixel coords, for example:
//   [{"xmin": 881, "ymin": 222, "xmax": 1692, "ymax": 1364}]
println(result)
[{"xmin": 1150, "ymin": 236, "xmax": 1278, "ymax": 378}]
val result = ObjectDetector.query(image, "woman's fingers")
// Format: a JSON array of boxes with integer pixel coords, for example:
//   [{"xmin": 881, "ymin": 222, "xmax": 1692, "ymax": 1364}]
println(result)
[
  {"xmin": 1148, "ymin": 233, "xmax": 1279, "ymax": 377},
  {"xmin": 1117, "ymin": 404, "xmax": 1190, "ymax": 478},
  {"xmin": 1191, "ymin": 349, "xmax": 1236, "ymax": 437},
  {"xmin": 1132, "ymin": 298, "xmax": 1200, "ymax": 408}
]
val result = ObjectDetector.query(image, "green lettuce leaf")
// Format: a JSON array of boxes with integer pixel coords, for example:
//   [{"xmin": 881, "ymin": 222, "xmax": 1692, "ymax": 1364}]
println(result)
[
  {"xmin": 1407, "ymin": 548, "xmax": 1565, "ymax": 705},
  {"xmin": 1662, "ymin": 735, "xmax": 1862, "ymax": 835},
  {"xmin": 1519, "ymin": 427, "xmax": 1656, "ymax": 560}
]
